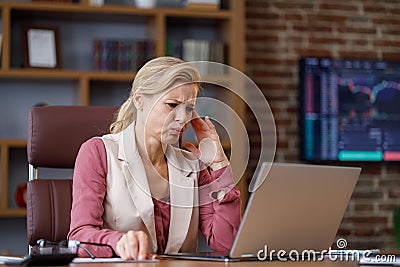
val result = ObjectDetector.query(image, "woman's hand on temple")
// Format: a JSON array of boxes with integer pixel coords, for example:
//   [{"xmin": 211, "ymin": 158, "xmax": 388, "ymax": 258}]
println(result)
[
  {"xmin": 116, "ymin": 230, "xmax": 152, "ymax": 260},
  {"xmin": 183, "ymin": 111, "xmax": 228, "ymax": 167}
]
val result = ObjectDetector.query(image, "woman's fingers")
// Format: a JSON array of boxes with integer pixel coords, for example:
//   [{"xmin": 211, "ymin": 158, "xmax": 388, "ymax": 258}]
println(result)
[
  {"xmin": 191, "ymin": 110, "xmax": 201, "ymax": 120},
  {"xmin": 190, "ymin": 115, "xmax": 218, "ymax": 141},
  {"xmin": 116, "ymin": 237, "xmax": 127, "ymax": 259},
  {"xmin": 190, "ymin": 112, "xmax": 207, "ymax": 131},
  {"xmin": 126, "ymin": 231, "xmax": 139, "ymax": 259},
  {"xmin": 204, "ymin": 116, "xmax": 216, "ymax": 131},
  {"xmin": 136, "ymin": 231, "xmax": 149, "ymax": 260},
  {"xmin": 116, "ymin": 231, "xmax": 150, "ymax": 260}
]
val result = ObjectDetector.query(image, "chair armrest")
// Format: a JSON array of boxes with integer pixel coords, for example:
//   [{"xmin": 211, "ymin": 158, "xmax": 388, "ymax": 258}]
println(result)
[{"xmin": 27, "ymin": 179, "xmax": 73, "ymax": 246}]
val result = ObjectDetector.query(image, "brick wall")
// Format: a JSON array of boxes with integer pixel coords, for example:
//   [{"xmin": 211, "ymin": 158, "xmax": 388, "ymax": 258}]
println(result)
[{"xmin": 245, "ymin": 0, "xmax": 400, "ymax": 249}]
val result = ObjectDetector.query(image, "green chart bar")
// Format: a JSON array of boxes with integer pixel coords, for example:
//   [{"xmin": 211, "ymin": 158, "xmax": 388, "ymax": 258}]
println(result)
[
  {"xmin": 305, "ymin": 119, "xmax": 314, "ymax": 160},
  {"xmin": 338, "ymin": 151, "xmax": 383, "ymax": 161}
]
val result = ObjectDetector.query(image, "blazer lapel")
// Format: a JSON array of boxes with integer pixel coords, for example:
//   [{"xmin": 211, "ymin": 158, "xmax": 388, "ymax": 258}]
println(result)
[
  {"xmin": 118, "ymin": 123, "xmax": 157, "ymax": 252},
  {"xmin": 164, "ymin": 147, "xmax": 196, "ymax": 253}
]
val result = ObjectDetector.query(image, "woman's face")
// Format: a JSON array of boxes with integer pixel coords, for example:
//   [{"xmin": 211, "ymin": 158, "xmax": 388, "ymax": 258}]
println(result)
[{"xmin": 139, "ymin": 83, "xmax": 197, "ymax": 145}]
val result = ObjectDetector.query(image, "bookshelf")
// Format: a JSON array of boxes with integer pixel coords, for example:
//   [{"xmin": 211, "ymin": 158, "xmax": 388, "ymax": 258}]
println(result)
[{"xmin": 0, "ymin": 0, "xmax": 245, "ymax": 217}]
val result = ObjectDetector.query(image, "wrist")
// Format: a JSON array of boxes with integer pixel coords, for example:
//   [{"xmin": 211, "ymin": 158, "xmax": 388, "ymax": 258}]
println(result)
[{"xmin": 210, "ymin": 158, "xmax": 230, "ymax": 170}]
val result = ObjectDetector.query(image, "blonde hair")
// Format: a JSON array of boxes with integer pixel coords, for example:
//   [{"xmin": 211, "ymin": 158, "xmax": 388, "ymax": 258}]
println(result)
[{"xmin": 110, "ymin": 56, "xmax": 202, "ymax": 134}]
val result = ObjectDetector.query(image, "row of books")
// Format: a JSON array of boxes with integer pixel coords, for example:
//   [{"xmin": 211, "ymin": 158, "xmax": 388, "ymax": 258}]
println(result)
[
  {"xmin": 166, "ymin": 39, "xmax": 226, "ymax": 75},
  {"xmin": 93, "ymin": 39, "xmax": 155, "ymax": 72},
  {"xmin": 93, "ymin": 38, "xmax": 225, "ymax": 73}
]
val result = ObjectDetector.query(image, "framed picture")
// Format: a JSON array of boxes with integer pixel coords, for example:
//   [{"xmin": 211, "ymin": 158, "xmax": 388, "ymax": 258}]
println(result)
[{"xmin": 23, "ymin": 25, "xmax": 61, "ymax": 68}]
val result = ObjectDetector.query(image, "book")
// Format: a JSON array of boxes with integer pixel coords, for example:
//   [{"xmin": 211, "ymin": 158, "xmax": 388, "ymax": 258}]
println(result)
[
  {"xmin": 186, "ymin": 0, "xmax": 220, "ymax": 10},
  {"xmin": 0, "ymin": 33, "xmax": 2, "ymax": 61},
  {"xmin": 93, "ymin": 38, "xmax": 155, "ymax": 72},
  {"xmin": 181, "ymin": 39, "xmax": 225, "ymax": 75}
]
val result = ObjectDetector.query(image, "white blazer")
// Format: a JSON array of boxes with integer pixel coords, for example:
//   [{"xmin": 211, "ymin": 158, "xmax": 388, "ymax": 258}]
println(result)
[{"xmin": 100, "ymin": 123, "xmax": 200, "ymax": 253}]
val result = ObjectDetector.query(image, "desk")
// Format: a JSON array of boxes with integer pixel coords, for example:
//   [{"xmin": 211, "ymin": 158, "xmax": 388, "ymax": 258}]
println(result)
[
  {"xmin": 68, "ymin": 259, "xmax": 358, "ymax": 267},
  {"xmin": 0, "ymin": 259, "xmax": 359, "ymax": 267}
]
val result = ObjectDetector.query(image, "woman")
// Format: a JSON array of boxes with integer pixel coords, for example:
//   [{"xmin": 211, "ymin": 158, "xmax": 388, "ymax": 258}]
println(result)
[{"xmin": 68, "ymin": 57, "xmax": 241, "ymax": 260}]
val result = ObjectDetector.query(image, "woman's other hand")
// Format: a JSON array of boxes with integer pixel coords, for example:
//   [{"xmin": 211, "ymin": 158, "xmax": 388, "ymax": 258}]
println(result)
[
  {"xmin": 183, "ymin": 111, "xmax": 228, "ymax": 167},
  {"xmin": 116, "ymin": 230, "xmax": 152, "ymax": 260}
]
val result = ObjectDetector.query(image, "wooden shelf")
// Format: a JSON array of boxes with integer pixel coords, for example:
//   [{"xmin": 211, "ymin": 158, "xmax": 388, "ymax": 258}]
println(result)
[
  {"xmin": 0, "ymin": 140, "xmax": 28, "ymax": 217},
  {"xmin": 1, "ymin": 2, "xmax": 231, "ymax": 19},
  {"xmin": 0, "ymin": 139, "xmax": 27, "ymax": 148},
  {"xmin": 0, "ymin": 208, "xmax": 26, "ymax": 218},
  {"xmin": 84, "ymin": 71, "xmax": 134, "ymax": 81},
  {"xmin": 0, "ymin": 69, "xmax": 134, "ymax": 81},
  {"xmin": 0, "ymin": 69, "xmax": 233, "ymax": 83},
  {"xmin": 0, "ymin": 69, "xmax": 82, "ymax": 80}
]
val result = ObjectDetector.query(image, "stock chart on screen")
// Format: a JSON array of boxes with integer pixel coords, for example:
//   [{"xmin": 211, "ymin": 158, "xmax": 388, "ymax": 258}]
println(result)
[{"xmin": 300, "ymin": 57, "xmax": 400, "ymax": 161}]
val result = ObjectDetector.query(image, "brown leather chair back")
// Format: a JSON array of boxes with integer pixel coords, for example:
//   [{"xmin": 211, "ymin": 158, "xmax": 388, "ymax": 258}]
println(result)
[
  {"xmin": 26, "ymin": 105, "xmax": 117, "ymax": 247},
  {"xmin": 27, "ymin": 106, "xmax": 118, "ymax": 169}
]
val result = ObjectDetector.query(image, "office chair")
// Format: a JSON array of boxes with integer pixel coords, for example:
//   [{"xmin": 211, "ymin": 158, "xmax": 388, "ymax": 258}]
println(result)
[{"xmin": 26, "ymin": 105, "xmax": 117, "ymax": 252}]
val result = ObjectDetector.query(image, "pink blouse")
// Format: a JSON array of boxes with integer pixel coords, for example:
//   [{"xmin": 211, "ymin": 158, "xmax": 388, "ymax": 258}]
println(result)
[
  {"xmin": 152, "ymin": 197, "xmax": 170, "ymax": 254},
  {"xmin": 68, "ymin": 138, "xmax": 241, "ymax": 257}
]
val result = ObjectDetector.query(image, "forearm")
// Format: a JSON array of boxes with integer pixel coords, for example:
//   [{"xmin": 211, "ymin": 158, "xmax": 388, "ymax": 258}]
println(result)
[
  {"xmin": 199, "ymin": 188, "xmax": 241, "ymax": 252},
  {"xmin": 68, "ymin": 138, "xmax": 123, "ymax": 257},
  {"xmin": 198, "ymin": 165, "xmax": 242, "ymax": 252}
]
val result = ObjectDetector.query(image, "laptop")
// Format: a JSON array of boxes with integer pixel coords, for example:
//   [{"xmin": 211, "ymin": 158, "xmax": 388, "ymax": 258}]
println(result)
[{"xmin": 160, "ymin": 162, "xmax": 361, "ymax": 262}]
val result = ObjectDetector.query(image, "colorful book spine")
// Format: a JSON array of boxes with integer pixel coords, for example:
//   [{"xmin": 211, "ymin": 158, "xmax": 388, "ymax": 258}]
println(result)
[{"xmin": 93, "ymin": 38, "xmax": 155, "ymax": 72}]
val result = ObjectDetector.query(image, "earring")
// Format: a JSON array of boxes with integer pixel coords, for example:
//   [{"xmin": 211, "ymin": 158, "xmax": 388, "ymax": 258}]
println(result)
[{"xmin": 133, "ymin": 100, "xmax": 142, "ymax": 110}]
